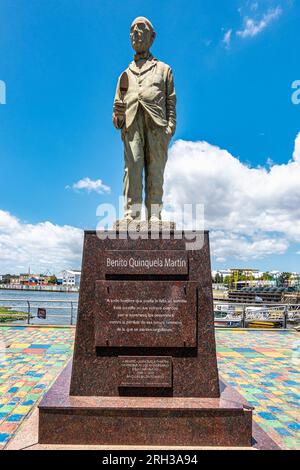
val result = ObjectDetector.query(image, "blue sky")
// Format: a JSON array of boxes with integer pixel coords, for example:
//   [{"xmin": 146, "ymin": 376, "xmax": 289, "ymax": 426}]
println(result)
[{"xmin": 0, "ymin": 0, "xmax": 300, "ymax": 273}]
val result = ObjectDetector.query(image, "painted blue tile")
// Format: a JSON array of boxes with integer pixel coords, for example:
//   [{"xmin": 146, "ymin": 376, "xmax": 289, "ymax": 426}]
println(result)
[
  {"xmin": 268, "ymin": 406, "xmax": 283, "ymax": 413},
  {"xmin": 7, "ymin": 414, "xmax": 24, "ymax": 422},
  {"xmin": 8, "ymin": 387, "xmax": 18, "ymax": 393},
  {"xmin": 286, "ymin": 393, "xmax": 300, "ymax": 399},
  {"xmin": 0, "ymin": 433, "xmax": 10, "ymax": 443},
  {"xmin": 258, "ymin": 412, "xmax": 276, "ymax": 420},
  {"xmin": 274, "ymin": 428, "xmax": 292, "ymax": 437},
  {"xmin": 288, "ymin": 423, "xmax": 300, "ymax": 431},
  {"xmin": 25, "ymin": 372, "xmax": 43, "ymax": 377},
  {"xmin": 287, "ymin": 401, "xmax": 299, "ymax": 407}
]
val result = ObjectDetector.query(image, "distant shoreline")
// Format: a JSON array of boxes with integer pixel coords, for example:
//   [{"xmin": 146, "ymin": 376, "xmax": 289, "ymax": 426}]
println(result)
[{"xmin": 0, "ymin": 285, "xmax": 79, "ymax": 293}]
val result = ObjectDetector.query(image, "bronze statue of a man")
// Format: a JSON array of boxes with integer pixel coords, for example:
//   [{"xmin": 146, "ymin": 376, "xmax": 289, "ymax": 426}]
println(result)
[{"xmin": 113, "ymin": 16, "xmax": 177, "ymax": 222}]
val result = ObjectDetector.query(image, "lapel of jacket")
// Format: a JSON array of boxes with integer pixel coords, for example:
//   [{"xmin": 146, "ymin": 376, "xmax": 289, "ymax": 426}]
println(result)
[{"xmin": 128, "ymin": 57, "xmax": 158, "ymax": 76}]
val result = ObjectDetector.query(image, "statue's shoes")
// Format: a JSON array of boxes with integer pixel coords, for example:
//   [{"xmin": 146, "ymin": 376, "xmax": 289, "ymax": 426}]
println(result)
[{"xmin": 148, "ymin": 216, "xmax": 161, "ymax": 223}]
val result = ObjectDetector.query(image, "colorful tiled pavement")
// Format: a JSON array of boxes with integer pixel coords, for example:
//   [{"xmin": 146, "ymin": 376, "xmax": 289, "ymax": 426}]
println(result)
[
  {"xmin": 216, "ymin": 330, "xmax": 300, "ymax": 450},
  {"xmin": 0, "ymin": 326, "xmax": 299, "ymax": 450},
  {"xmin": 0, "ymin": 326, "xmax": 75, "ymax": 449}
]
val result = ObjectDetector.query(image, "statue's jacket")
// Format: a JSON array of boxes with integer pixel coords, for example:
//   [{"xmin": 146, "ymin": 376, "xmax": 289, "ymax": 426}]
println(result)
[{"xmin": 113, "ymin": 55, "xmax": 177, "ymax": 136}]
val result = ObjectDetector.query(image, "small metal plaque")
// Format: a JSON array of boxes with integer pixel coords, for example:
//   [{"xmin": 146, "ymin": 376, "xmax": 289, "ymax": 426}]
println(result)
[
  {"xmin": 94, "ymin": 281, "xmax": 197, "ymax": 348},
  {"xmin": 119, "ymin": 356, "xmax": 172, "ymax": 388},
  {"xmin": 37, "ymin": 308, "xmax": 47, "ymax": 319},
  {"xmin": 104, "ymin": 250, "xmax": 188, "ymax": 275}
]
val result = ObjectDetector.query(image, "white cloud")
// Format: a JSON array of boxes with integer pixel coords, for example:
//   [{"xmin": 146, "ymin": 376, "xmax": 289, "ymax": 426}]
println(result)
[
  {"xmin": 2, "ymin": 132, "xmax": 300, "ymax": 272},
  {"xmin": 0, "ymin": 210, "xmax": 83, "ymax": 274},
  {"xmin": 163, "ymin": 132, "xmax": 300, "ymax": 262},
  {"xmin": 293, "ymin": 132, "xmax": 300, "ymax": 161},
  {"xmin": 237, "ymin": 6, "xmax": 282, "ymax": 38},
  {"xmin": 67, "ymin": 177, "xmax": 111, "ymax": 194},
  {"xmin": 222, "ymin": 29, "xmax": 232, "ymax": 48}
]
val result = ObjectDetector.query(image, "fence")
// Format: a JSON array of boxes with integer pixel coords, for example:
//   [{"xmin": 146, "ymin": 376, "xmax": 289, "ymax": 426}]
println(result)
[
  {"xmin": 214, "ymin": 302, "xmax": 300, "ymax": 328},
  {"xmin": 0, "ymin": 298, "xmax": 78, "ymax": 325},
  {"xmin": 0, "ymin": 297, "xmax": 300, "ymax": 328}
]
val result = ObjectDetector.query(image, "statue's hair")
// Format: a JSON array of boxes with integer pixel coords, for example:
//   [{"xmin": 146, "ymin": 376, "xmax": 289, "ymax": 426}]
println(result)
[{"xmin": 131, "ymin": 17, "xmax": 155, "ymax": 33}]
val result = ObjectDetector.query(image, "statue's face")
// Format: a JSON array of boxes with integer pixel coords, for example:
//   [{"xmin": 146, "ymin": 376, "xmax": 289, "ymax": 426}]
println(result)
[{"xmin": 130, "ymin": 21, "xmax": 154, "ymax": 53}]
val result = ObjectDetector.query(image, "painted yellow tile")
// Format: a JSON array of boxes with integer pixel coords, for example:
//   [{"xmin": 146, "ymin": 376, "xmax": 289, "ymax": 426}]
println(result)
[
  {"xmin": 254, "ymin": 416, "xmax": 262, "ymax": 422},
  {"xmin": 218, "ymin": 352, "xmax": 243, "ymax": 357},
  {"xmin": 14, "ymin": 406, "xmax": 31, "ymax": 414},
  {"xmin": 9, "ymin": 343, "xmax": 31, "ymax": 348}
]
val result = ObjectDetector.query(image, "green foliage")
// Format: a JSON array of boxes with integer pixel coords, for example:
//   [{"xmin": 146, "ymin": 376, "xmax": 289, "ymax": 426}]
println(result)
[
  {"xmin": 47, "ymin": 275, "xmax": 58, "ymax": 285},
  {"xmin": 0, "ymin": 307, "xmax": 27, "ymax": 323},
  {"xmin": 278, "ymin": 272, "xmax": 292, "ymax": 286},
  {"xmin": 214, "ymin": 273, "xmax": 224, "ymax": 284},
  {"xmin": 258, "ymin": 272, "xmax": 274, "ymax": 281}
]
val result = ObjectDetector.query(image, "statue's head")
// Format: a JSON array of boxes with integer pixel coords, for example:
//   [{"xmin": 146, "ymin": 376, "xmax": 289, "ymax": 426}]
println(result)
[{"xmin": 130, "ymin": 17, "xmax": 156, "ymax": 53}]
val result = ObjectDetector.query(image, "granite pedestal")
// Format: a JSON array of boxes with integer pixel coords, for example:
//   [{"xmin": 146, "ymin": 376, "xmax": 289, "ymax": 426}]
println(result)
[{"xmin": 39, "ymin": 230, "xmax": 253, "ymax": 447}]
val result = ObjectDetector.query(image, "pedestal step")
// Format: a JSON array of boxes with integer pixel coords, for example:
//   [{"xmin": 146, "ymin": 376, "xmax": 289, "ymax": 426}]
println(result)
[{"xmin": 39, "ymin": 363, "xmax": 253, "ymax": 447}]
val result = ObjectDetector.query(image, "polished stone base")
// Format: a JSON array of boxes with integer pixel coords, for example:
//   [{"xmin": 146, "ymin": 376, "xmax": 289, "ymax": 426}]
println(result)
[{"xmin": 39, "ymin": 362, "xmax": 253, "ymax": 448}]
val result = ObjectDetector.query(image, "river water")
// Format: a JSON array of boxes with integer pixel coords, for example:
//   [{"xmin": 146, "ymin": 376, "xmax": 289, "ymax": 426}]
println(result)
[{"xmin": 0, "ymin": 289, "xmax": 79, "ymax": 325}]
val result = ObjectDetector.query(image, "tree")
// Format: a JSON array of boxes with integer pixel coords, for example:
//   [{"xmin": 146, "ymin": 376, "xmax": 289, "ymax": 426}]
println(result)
[
  {"xmin": 261, "ymin": 272, "xmax": 274, "ymax": 281},
  {"xmin": 278, "ymin": 272, "xmax": 292, "ymax": 287},
  {"xmin": 47, "ymin": 275, "xmax": 58, "ymax": 285},
  {"xmin": 214, "ymin": 273, "xmax": 224, "ymax": 284}
]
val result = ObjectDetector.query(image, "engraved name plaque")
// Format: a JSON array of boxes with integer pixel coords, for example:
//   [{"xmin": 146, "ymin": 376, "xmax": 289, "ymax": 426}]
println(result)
[
  {"xmin": 104, "ymin": 250, "xmax": 188, "ymax": 275},
  {"xmin": 94, "ymin": 281, "xmax": 198, "ymax": 348},
  {"xmin": 119, "ymin": 356, "xmax": 172, "ymax": 388}
]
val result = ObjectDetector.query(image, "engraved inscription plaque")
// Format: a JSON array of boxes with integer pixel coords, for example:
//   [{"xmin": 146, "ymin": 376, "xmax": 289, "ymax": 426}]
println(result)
[
  {"xmin": 119, "ymin": 356, "xmax": 172, "ymax": 388},
  {"xmin": 104, "ymin": 251, "xmax": 188, "ymax": 275},
  {"xmin": 94, "ymin": 281, "xmax": 198, "ymax": 348}
]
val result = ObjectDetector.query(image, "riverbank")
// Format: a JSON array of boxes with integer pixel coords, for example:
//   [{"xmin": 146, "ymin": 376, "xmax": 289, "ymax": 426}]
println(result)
[
  {"xmin": 0, "ymin": 285, "xmax": 79, "ymax": 293},
  {"xmin": 0, "ymin": 306, "xmax": 28, "ymax": 323}
]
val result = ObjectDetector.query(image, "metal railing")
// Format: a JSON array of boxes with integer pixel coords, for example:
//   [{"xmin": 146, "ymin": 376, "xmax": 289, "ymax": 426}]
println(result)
[
  {"xmin": 0, "ymin": 298, "xmax": 78, "ymax": 325},
  {"xmin": 0, "ymin": 297, "xmax": 299, "ymax": 328},
  {"xmin": 214, "ymin": 301, "xmax": 300, "ymax": 328}
]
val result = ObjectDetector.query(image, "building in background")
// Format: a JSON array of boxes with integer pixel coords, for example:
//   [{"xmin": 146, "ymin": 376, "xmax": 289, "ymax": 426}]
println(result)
[
  {"xmin": 10, "ymin": 275, "xmax": 20, "ymax": 286},
  {"xmin": 59, "ymin": 270, "xmax": 81, "ymax": 287}
]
